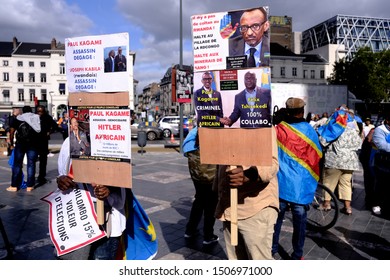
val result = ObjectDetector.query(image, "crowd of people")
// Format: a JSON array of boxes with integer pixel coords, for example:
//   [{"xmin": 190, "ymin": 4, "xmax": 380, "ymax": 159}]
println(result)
[
  {"xmin": 6, "ymin": 105, "xmax": 57, "ymax": 192},
  {"xmin": 4, "ymin": 99, "xmax": 389, "ymax": 260},
  {"xmin": 185, "ymin": 98, "xmax": 389, "ymax": 260}
]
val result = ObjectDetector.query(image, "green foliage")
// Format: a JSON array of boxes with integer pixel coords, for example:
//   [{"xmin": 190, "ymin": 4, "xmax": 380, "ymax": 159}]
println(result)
[{"xmin": 328, "ymin": 47, "xmax": 390, "ymax": 102}]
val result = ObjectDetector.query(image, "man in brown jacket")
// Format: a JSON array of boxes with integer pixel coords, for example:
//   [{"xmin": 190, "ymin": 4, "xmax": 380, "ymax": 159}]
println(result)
[{"xmin": 213, "ymin": 128, "xmax": 279, "ymax": 259}]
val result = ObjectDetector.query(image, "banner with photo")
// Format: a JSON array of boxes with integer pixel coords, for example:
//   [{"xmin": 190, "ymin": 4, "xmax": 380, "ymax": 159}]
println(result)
[
  {"xmin": 68, "ymin": 107, "xmax": 131, "ymax": 162},
  {"xmin": 175, "ymin": 68, "xmax": 193, "ymax": 103},
  {"xmin": 191, "ymin": 6, "xmax": 270, "ymax": 72},
  {"xmin": 193, "ymin": 68, "xmax": 271, "ymax": 128},
  {"xmin": 65, "ymin": 33, "xmax": 129, "ymax": 92}
]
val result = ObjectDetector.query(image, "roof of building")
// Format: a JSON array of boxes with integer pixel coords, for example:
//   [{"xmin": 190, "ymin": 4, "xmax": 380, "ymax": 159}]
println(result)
[
  {"xmin": 270, "ymin": 42, "xmax": 300, "ymax": 57},
  {"xmin": 302, "ymin": 53, "xmax": 328, "ymax": 63},
  {"xmin": 13, "ymin": 42, "xmax": 51, "ymax": 56},
  {"xmin": 0, "ymin": 42, "xmax": 16, "ymax": 56}
]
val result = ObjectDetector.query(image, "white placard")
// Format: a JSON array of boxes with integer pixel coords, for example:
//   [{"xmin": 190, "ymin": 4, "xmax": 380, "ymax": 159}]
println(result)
[
  {"xmin": 89, "ymin": 109, "xmax": 131, "ymax": 159},
  {"xmin": 65, "ymin": 32, "xmax": 129, "ymax": 92}
]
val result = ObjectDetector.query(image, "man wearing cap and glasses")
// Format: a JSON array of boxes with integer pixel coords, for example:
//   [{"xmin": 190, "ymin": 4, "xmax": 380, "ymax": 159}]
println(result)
[{"xmin": 229, "ymin": 7, "xmax": 270, "ymax": 67}]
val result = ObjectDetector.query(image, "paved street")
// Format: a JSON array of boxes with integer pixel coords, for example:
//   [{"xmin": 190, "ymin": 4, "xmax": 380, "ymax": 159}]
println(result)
[{"xmin": 0, "ymin": 132, "xmax": 389, "ymax": 260}]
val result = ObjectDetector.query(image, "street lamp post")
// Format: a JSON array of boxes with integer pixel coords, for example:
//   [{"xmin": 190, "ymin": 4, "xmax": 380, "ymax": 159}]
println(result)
[{"xmin": 179, "ymin": 0, "xmax": 184, "ymax": 153}]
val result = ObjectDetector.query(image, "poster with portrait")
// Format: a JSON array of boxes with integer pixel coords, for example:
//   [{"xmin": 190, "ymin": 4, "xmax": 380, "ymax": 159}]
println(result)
[
  {"xmin": 65, "ymin": 33, "xmax": 129, "ymax": 92},
  {"xmin": 191, "ymin": 6, "xmax": 270, "ymax": 72},
  {"xmin": 193, "ymin": 68, "xmax": 271, "ymax": 128},
  {"xmin": 175, "ymin": 68, "xmax": 193, "ymax": 103},
  {"xmin": 68, "ymin": 107, "xmax": 131, "ymax": 162}
]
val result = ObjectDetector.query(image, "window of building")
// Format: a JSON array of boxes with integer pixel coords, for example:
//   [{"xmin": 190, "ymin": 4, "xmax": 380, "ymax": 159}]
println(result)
[
  {"xmin": 292, "ymin": 67, "xmax": 297, "ymax": 77},
  {"xmin": 270, "ymin": 66, "xmax": 274, "ymax": 78},
  {"xmin": 29, "ymin": 73, "xmax": 35, "ymax": 83},
  {"xmin": 41, "ymin": 89, "xmax": 47, "ymax": 101},
  {"xmin": 280, "ymin": 67, "xmax": 286, "ymax": 77},
  {"xmin": 3, "ymin": 60, "xmax": 9, "ymax": 66},
  {"xmin": 303, "ymin": 70, "xmax": 307, "ymax": 79},
  {"xmin": 40, "ymin": 61, "xmax": 46, "ymax": 67},
  {"xmin": 29, "ymin": 89, "xmax": 35, "ymax": 101},
  {"xmin": 59, "ymin": 83, "xmax": 66, "ymax": 95},
  {"xmin": 320, "ymin": 70, "xmax": 325, "ymax": 79},
  {"xmin": 311, "ymin": 70, "xmax": 315, "ymax": 79},
  {"xmin": 2, "ymin": 90, "xmax": 10, "ymax": 102},
  {"xmin": 18, "ymin": 89, "xmax": 24, "ymax": 101},
  {"xmin": 17, "ymin": 61, "xmax": 23, "ymax": 67},
  {"xmin": 29, "ymin": 61, "xmax": 34, "ymax": 67},
  {"xmin": 3, "ymin": 72, "xmax": 9, "ymax": 81},
  {"xmin": 17, "ymin": 72, "xmax": 24, "ymax": 82},
  {"xmin": 41, "ymin": 73, "xmax": 47, "ymax": 83},
  {"xmin": 60, "ymin": 63, "xmax": 65, "ymax": 74}
]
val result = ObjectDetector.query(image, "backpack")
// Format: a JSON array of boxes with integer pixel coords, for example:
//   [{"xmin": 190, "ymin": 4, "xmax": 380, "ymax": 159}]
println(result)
[
  {"xmin": 187, "ymin": 149, "xmax": 217, "ymax": 184},
  {"xmin": 16, "ymin": 122, "xmax": 38, "ymax": 144}
]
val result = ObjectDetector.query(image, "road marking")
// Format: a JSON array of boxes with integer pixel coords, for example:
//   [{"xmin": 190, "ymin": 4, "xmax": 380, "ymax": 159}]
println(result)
[
  {"xmin": 137, "ymin": 195, "xmax": 171, "ymax": 214},
  {"xmin": 0, "ymin": 166, "xmax": 11, "ymax": 171},
  {"xmin": 133, "ymin": 171, "xmax": 190, "ymax": 184}
]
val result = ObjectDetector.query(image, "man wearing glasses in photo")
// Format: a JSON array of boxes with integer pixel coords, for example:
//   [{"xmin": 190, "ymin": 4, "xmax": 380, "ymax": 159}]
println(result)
[
  {"xmin": 228, "ymin": 7, "xmax": 270, "ymax": 68},
  {"xmin": 194, "ymin": 72, "xmax": 224, "ymax": 127}
]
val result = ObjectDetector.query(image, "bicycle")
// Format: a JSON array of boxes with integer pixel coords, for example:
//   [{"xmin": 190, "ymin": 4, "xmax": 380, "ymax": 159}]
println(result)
[{"xmin": 306, "ymin": 183, "xmax": 339, "ymax": 232}]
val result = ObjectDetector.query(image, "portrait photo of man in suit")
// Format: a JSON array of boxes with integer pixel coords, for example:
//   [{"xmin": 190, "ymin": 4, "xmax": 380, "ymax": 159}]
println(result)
[
  {"xmin": 104, "ymin": 50, "xmax": 115, "ymax": 73},
  {"xmin": 220, "ymin": 71, "xmax": 271, "ymax": 128},
  {"xmin": 228, "ymin": 7, "xmax": 270, "ymax": 68},
  {"xmin": 114, "ymin": 46, "xmax": 127, "ymax": 71},
  {"xmin": 194, "ymin": 72, "xmax": 224, "ymax": 127}
]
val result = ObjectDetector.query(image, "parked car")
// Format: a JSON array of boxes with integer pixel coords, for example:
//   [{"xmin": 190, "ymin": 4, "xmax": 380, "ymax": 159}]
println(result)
[
  {"xmin": 130, "ymin": 123, "xmax": 163, "ymax": 141},
  {"xmin": 158, "ymin": 116, "xmax": 189, "ymax": 138}
]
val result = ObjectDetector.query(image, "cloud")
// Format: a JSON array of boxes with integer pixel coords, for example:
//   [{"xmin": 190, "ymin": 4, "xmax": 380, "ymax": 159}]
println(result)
[
  {"xmin": 0, "ymin": 0, "xmax": 93, "ymax": 43},
  {"xmin": 1, "ymin": 0, "xmax": 389, "ymax": 93},
  {"xmin": 118, "ymin": 0, "xmax": 390, "ymax": 92}
]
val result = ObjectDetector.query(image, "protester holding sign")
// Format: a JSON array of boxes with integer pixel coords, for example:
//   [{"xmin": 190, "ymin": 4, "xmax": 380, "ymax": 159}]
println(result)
[
  {"xmin": 213, "ymin": 128, "xmax": 279, "ymax": 260},
  {"xmin": 55, "ymin": 137, "xmax": 126, "ymax": 259}
]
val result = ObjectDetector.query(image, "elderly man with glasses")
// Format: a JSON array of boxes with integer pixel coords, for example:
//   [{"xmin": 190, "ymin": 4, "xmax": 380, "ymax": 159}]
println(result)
[{"xmin": 229, "ymin": 7, "xmax": 270, "ymax": 68}]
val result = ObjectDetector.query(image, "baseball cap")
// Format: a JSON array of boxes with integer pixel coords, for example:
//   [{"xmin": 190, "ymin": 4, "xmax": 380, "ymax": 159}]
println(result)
[{"xmin": 286, "ymin": 97, "xmax": 305, "ymax": 109}]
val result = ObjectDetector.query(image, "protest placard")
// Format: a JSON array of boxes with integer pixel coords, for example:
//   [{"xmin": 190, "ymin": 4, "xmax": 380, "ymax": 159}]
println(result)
[{"xmin": 41, "ymin": 186, "xmax": 106, "ymax": 256}]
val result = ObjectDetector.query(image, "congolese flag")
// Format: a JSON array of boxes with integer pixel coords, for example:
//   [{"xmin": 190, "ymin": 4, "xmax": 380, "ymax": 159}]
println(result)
[
  {"xmin": 117, "ymin": 189, "xmax": 158, "ymax": 260},
  {"xmin": 276, "ymin": 121, "xmax": 323, "ymax": 204},
  {"xmin": 317, "ymin": 109, "xmax": 351, "ymax": 142}
]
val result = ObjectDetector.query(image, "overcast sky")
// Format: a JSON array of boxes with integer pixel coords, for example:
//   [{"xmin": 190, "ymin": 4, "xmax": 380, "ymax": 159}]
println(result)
[{"xmin": 1, "ymin": 0, "xmax": 389, "ymax": 92}]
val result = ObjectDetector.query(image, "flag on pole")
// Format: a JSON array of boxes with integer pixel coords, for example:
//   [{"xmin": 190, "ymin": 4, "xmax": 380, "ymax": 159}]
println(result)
[
  {"xmin": 317, "ymin": 109, "xmax": 351, "ymax": 143},
  {"xmin": 117, "ymin": 189, "xmax": 158, "ymax": 260}
]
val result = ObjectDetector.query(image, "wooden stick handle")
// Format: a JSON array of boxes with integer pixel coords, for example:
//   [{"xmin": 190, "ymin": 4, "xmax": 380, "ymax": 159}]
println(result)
[
  {"xmin": 228, "ymin": 165, "xmax": 238, "ymax": 246},
  {"xmin": 96, "ymin": 199, "xmax": 105, "ymax": 225},
  {"xmin": 230, "ymin": 187, "xmax": 238, "ymax": 246}
]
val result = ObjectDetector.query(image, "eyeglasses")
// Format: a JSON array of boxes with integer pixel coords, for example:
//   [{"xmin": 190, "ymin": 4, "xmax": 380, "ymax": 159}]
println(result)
[
  {"xmin": 239, "ymin": 21, "xmax": 267, "ymax": 33},
  {"xmin": 202, "ymin": 78, "xmax": 212, "ymax": 81}
]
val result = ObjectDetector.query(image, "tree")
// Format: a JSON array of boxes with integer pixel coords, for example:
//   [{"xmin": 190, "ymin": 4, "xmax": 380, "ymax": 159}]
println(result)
[{"xmin": 328, "ymin": 47, "xmax": 390, "ymax": 103}]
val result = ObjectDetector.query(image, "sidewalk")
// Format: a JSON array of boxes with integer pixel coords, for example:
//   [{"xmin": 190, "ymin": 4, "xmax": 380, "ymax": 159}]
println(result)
[{"xmin": 1, "ymin": 145, "xmax": 390, "ymax": 260}]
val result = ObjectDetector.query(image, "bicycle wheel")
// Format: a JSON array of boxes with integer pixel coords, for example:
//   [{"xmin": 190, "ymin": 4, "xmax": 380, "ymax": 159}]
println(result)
[{"xmin": 307, "ymin": 183, "xmax": 339, "ymax": 232}]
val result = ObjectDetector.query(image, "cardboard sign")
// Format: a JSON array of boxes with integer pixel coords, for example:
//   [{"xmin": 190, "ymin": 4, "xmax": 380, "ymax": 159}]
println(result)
[{"xmin": 198, "ymin": 127, "xmax": 273, "ymax": 166}]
